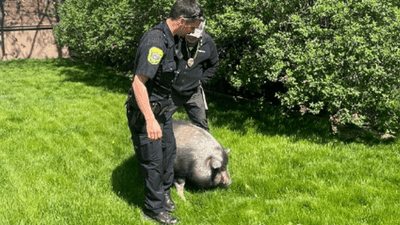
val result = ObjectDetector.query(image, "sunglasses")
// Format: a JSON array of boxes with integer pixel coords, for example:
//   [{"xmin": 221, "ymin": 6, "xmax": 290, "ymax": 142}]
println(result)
[{"xmin": 183, "ymin": 15, "xmax": 205, "ymax": 22}]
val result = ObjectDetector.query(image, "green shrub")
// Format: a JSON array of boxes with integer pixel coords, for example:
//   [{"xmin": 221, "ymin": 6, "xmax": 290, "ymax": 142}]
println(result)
[
  {"xmin": 53, "ymin": 0, "xmax": 175, "ymax": 71},
  {"xmin": 208, "ymin": 0, "xmax": 400, "ymax": 134},
  {"xmin": 54, "ymin": 0, "xmax": 400, "ymax": 133}
]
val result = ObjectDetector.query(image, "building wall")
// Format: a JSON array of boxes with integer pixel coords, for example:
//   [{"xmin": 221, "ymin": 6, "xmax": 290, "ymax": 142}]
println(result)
[{"xmin": 1, "ymin": 0, "xmax": 69, "ymax": 60}]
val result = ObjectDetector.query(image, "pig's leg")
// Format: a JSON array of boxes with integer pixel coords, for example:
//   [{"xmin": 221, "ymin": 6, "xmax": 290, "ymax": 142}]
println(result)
[{"xmin": 174, "ymin": 178, "xmax": 186, "ymax": 200}]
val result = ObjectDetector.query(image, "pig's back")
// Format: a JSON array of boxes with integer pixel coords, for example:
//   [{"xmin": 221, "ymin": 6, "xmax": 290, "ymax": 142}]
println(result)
[{"xmin": 172, "ymin": 120, "xmax": 221, "ymax": 153}]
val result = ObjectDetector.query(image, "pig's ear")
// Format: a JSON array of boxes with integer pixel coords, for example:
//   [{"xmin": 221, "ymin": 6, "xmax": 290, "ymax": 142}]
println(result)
[
  {"xmin": 211, "ymin": 160, "xmax": 222, "ymax": 169},
  {"xmin": 225, "ymin": 148, "xmax": 230, "ymax": 154},
  {"xmin": 207, "ymin": 157, "xmax": 222, "ymax": 169}
]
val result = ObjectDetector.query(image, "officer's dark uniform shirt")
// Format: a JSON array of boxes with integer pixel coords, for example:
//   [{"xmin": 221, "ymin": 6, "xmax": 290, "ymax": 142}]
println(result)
[
  {"xmin": 172, "ymin": 31, "xmax": 219, "ymax": 96},
  {"xmin": 133, "ymin": 22, "xmax": 180, "ymax": 102}
]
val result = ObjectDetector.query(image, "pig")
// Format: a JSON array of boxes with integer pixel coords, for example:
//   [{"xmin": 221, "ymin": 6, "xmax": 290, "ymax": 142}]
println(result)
[{"xmin": 172, "ymin": 119, "xmax": 231, "ymax": 200}]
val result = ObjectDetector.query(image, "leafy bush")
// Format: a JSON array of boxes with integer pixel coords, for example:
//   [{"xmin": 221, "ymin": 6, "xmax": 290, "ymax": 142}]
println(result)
[
  {"xmin": 53, "ymin": 0, "xmax": 175, "ymax": 71},
  {"xmin": 207, "ymin": 0, "xmax": 400, "ymax": 134},
  {"xmin": 54, "ymin": 0, "xmax": 400, "ymax": 133}
]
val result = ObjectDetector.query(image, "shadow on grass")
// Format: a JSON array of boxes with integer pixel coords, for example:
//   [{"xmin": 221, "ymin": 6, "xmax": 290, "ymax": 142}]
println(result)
[
  {"xmin": 111, "ymin": 156, "xmax": 145, "ymax": 210},
  {"xmin": 205, "ymin": 94, "xmax": 398, "ymax": 146},
  {"xmin": 176, "ymin": 179, "xmax": 230, "ymax": 198},
  {"xmin": 110, "ymin": 155, "xmax": 218, "ymax": 208},
  {"xmin": 54, "ymin": 59, "xmax": 132, "ymax": 94},
  {"xmin": 51, "ymin": 59, "xmax": 396, "ymax": 146}
]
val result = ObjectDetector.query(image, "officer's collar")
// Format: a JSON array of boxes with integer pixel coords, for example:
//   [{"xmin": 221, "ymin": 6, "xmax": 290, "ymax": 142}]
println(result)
[{"xmin": 161, "ymin": 22, "xmax": 175, "ymax": 47}]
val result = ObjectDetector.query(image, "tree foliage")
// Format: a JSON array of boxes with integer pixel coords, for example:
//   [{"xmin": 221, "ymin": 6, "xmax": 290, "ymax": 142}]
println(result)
[
  {"xmin": 53, "ymin": 0, "xmax": 176, "ymax": 71},
  {"xmin": 208, "ymin": 0, "xmax": 400, "ymax": 133},
  {"xmin": 54, "ymin": 0, "xmax": 400, "ymax": 133}
]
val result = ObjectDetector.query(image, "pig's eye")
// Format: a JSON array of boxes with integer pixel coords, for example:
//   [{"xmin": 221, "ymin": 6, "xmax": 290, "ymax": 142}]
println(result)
[{"xmin": 211, "ymin": 168, "xmax": 219, "ymax": 179}]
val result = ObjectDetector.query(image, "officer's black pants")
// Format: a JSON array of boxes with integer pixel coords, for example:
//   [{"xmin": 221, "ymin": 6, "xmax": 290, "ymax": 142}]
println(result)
[
  {"xmin": 170, "ymin": 86, "xmax": 209, "ymax": 132},
  {"xmin": 127, "ymin": 108, "xmax": 176, "ymax": 214}
]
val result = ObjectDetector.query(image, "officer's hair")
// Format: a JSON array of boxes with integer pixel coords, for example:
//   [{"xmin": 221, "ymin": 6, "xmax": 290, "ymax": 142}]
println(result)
[{"xmin": 169, "ymin": 0, "xmax": 203, "ymax": 21}]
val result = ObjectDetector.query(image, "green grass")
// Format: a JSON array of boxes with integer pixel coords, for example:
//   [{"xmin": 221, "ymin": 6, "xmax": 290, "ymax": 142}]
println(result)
[{"xmin": 1, "ymin": 58, "xmax": 400, "ymax": 224}]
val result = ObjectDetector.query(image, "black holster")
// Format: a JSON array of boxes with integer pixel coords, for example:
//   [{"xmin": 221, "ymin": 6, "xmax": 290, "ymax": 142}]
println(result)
[
  {"xmin": 151, "ymin": 98, "xmax": 173, "ymax": 116},
  {"xmin": 126, "ymin": 88, "xmax": 173, "ymax": 116},
  {"xmin": 126, "ymin": 87, "xmax": 139, "ymax": 110}
]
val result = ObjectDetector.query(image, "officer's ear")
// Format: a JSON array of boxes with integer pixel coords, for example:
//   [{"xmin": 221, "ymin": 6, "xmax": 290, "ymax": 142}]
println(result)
[{"xmin": 178, "ymin": 17, "xmax": 186, "ymax": 26}]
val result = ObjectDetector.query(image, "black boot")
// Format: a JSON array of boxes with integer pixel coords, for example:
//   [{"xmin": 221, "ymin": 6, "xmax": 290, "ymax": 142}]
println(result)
[
  {"xmin": 143, "ymin": 210, "xmax": 179, "ymax": 224},
  {"xmin": 165, "ymin": 193, "xmax": 176, "ymax": 212}
]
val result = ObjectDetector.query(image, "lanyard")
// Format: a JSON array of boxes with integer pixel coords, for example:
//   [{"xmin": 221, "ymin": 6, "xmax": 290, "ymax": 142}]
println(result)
[{"xmin": 186, "ymin": 40, "xmax": 201, "ymax": 68}]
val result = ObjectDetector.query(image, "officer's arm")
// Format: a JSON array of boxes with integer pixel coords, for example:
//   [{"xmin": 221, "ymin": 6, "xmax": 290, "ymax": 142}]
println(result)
[
  {"xmin": 132, "ymin": 75, "xmax": 162, "ymax": 140},
  {"xmin": 201, "ymin": 60, "xmax": 219, "ymax": 85},
  {"xmin": 200, "ymin": 40, "xmax": 219, "ymax": 85}
]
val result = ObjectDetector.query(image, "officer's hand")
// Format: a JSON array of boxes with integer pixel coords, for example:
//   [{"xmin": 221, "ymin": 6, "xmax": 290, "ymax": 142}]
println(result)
[{"xmin": 146, "ymin": 118, "xmax": 162, "ymax": 141}]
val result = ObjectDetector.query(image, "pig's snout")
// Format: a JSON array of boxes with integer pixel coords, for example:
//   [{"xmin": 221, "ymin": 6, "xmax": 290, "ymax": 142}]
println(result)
[{"xmin": 214, "ymin": 170, "xmax": 231, "ymax": 187}]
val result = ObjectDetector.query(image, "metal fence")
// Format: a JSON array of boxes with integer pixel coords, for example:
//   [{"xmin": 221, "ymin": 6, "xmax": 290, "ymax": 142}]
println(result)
[{"xmin": 0, "ymin": 0, "xmax": 67, "ymax": 60}]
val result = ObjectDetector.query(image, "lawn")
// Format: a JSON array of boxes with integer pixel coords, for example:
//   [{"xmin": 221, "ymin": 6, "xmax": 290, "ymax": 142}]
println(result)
[{"xmin": 1, "ymin": 58, "xmax": 400, "ymax": 224}]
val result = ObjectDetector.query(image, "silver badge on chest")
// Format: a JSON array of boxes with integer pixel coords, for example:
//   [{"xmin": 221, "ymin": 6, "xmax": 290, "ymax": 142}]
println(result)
[{"xmin": 187, "ymin": 58, "xmax": 195, "ymax": 68}]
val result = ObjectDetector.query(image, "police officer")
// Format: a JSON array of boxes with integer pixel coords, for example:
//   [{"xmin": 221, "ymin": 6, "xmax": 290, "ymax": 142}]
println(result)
[
  {"xmin": 126, "ymin": 0, "xmax": 204, "ymax": 223},
  {"xmin": 170, "ymin": 20, "xmax": 219, "ymax": 132}
]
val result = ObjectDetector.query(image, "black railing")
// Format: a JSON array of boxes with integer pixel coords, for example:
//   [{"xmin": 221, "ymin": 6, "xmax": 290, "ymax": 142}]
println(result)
[
  {"xmin": 2, "ymin": 25, "xmax": 54, "ymax": 32},
  {"xmin": 1, "ymin": 0, "xmax": 5, "ymax": 59}
]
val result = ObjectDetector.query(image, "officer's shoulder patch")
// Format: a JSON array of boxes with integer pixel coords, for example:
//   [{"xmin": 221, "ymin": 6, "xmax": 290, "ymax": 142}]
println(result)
[{"xmin": 147, "ymin": 47, "xmax": 164, "ymax": 65}]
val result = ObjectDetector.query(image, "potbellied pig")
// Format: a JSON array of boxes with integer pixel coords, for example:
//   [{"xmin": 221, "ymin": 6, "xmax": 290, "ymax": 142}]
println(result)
[{"xmin": 172, "ymin": 120, "xmax": 231, "ymax": 199}]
